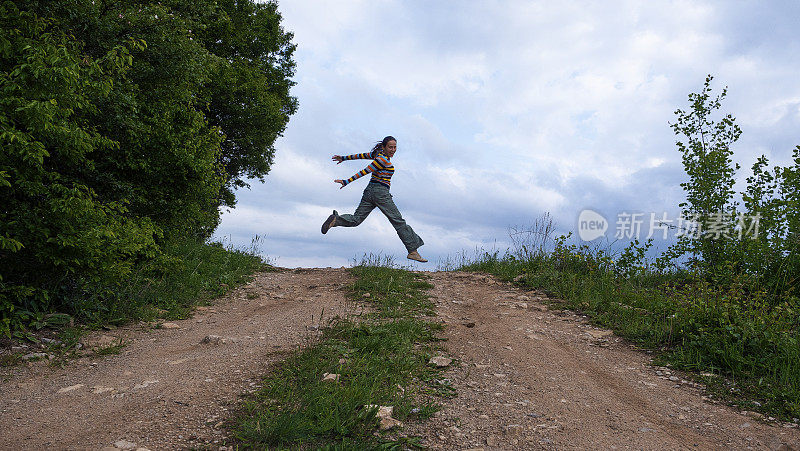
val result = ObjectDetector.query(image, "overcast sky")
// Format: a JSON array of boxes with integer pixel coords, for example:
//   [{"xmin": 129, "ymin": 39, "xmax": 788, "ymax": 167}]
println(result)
[{"xmin": 213, "ymin": 0, "xmax": 800, "ymax": 269}]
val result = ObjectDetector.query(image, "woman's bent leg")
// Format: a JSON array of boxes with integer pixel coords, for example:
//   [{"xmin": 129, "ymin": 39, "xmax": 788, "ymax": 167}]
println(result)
[
  {"xmin": 374, "ymin": 190, "xmax": 424, "ymax": 252},
  {"xmin": 335, "ymin": 191, "xmax": 376, "ymax": 227}
]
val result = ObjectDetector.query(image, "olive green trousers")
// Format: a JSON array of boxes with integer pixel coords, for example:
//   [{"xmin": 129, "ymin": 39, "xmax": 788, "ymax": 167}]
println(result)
[{"xmin": 334, "ymin": 181, "xmax": 424, "ymax": 253}]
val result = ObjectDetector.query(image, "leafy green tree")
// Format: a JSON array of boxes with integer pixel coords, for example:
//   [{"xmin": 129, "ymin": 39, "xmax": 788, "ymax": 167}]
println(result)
[
  {"xmin": 14, "ymin": 0, "xmax": 297, "ymax": 234},
  {"xmin": 668, "ymin": 75, "xmax": 798, "ymax": 303},
  {"xmin": 0, "ymin": 0, "xmax": 297, "ymax": 335},
  {"xmin": 741, "ymin": 147, "xmax": 800, "ymax": 299},
  {"xmin": 197, "ymin": 0, "xmax": 298, "ymax": 207},
  {"xmin": 0, "ymin": 3, "xmax": 161, "ymax": 334},
  {"xmin": 669, "ymin": 75, "xmax": 741, "ymax": 273}
]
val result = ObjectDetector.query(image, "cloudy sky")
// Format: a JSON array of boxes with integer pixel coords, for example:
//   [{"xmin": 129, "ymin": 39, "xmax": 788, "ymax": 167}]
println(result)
[{"xmin": 213, "ymin": 0, "xmax": 800, "ymax": 268}]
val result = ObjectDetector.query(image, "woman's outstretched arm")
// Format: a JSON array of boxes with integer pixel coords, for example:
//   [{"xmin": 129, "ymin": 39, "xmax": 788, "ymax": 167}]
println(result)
[
  {"xmin": 342, "ymin": 152, "xmax": 375, "ymax": 160},
  {"xmin": 340, "ymin": 155, "xmax": 388, "ymax": 187},
  {"xmin": 332, "ymin": 150, "xmax": 377, "ymax": 164}
]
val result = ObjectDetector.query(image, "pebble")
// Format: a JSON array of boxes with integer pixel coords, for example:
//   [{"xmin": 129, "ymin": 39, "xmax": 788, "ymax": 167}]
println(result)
[
  {"xmin": 133, "ymin": 380, "xmax": 158, "ymax": 389},
  {"xmin": 429, "ymin": 356, "xmax": 452, "ymax": 367},
  {"xmin": 364, "ymin": 405, "xmax": 402, "ymax": 430},
  {"xmin": 22, "ymin": 353, "xmax": 48, "ymax": 361},
  {"xmin": 200, "ymin": 335, "xmax": 222, "ymax": 345},
  {"xmin": 669, "ymin": 376, "xmax": 680, "ymax": 382},
  {"xmin": 161, "ymin": 322, "xmax": 180, "ymax": 329},
  {"xmin": 57, "ymin": 384, "xmax": 84, "ymax": 394},
  {"xmin": 587, "ymin": 329, "xmax": 613, "ymax": 339},
  {"xmin": 113, "ymin": 440, "xmax": 137, "ymax": 450},
  {"xmin": 321, "ymin": 373, "xmax": 340, "ymax": 382}
]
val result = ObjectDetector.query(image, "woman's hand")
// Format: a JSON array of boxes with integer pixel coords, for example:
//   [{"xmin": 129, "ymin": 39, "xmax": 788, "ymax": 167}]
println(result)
[
  {"xmin": 332, "ymin": 155, "xmax": 344, "ymax": 164},
  {"xmin": 334, "ymin": 179, "xmax": 346, "ymax": 189}
]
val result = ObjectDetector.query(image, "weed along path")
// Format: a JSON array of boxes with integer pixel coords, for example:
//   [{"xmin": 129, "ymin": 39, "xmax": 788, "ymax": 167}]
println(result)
[
  {"xmin": 0, "ymin": 268, "xmax": 358, "ymax": 450},
  {"xmin": 409, "ymin": 271, "xmax": 800, "ymax": 450},
  {"xmin": 1, "ymin": 268, "xmax": 798, "ymax": 450}
]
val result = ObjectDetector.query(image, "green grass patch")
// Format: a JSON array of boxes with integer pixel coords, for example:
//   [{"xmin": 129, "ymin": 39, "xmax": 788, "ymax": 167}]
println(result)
[
  {"xmin": 231, "ymin": 259, "xmax": 450, "ymax": 449},
  {"xmin": 66, "ymin": 237, "xmax": 272, "ymax": 329},
  {"xmin": 91, "ymin": 338, "xmax": 126, "ymax": 357},
  {"xmin": 461, "ymin": 250, "xmax": 800, "ymax": 422}
]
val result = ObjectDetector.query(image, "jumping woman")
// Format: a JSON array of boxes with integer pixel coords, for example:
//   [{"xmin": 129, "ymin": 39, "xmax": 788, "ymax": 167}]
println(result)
[{"xmin": 321, "ymin": 136, "xmax": 428, "ymax": 263}]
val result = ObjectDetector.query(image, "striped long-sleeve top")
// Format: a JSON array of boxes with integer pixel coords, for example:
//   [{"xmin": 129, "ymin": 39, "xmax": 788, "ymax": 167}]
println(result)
[{"xmin": 341, "ymin": 149, "xmax": 394, "ymax": 188}]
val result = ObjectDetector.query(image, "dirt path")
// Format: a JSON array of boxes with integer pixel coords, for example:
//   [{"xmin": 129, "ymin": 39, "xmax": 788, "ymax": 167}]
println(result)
[
  {"xmin": 1, "ymin": 268, "xmax": 798, "ymax": 450},
  {"xmin": 405, "ymin": 271, "xmax": 800, "ymax": 450},
  {"xmin": 0, "ymin": 267, "xmax": 357, "ymax": 450}
]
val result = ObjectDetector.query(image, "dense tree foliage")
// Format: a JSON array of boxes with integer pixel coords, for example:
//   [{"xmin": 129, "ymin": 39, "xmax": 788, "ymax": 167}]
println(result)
[
  {"xmin": 0, "ymin": 0, "xmax": 296, "ymax": 335},
  {"xmin": 666, "ymin": 75, "xmax": 799, "ymax": 301}
]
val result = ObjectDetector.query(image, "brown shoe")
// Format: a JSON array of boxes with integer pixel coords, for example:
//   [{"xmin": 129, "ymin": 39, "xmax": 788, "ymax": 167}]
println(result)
[
  {"xmin": 407, "ymin": 250, "xmax": 428, "ymax": 262},
  {"xmin": 321, "ymin": 210, "xmax": 338, "ymax": 234}
]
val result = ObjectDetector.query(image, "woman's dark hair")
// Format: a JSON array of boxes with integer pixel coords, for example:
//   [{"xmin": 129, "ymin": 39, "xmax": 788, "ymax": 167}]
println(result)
[{"xmin": 371, "ymin": 135, "xmax": 396, "ymax": 154}]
